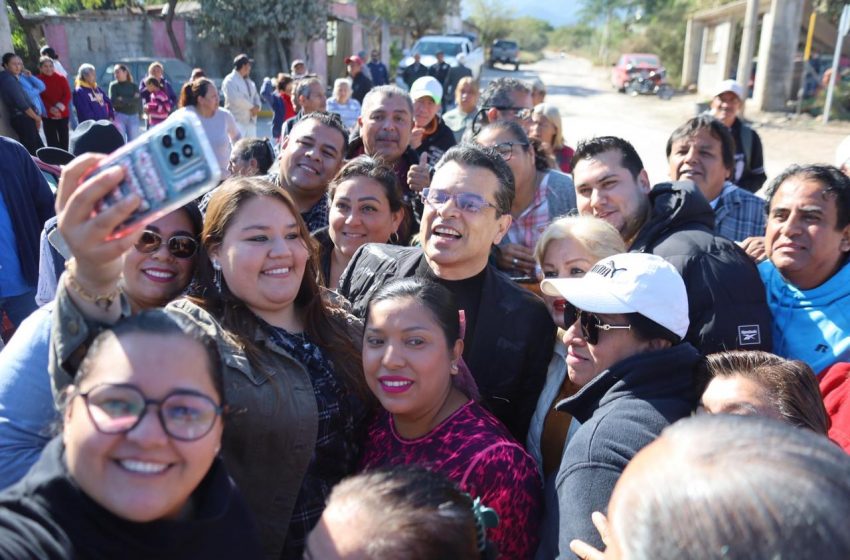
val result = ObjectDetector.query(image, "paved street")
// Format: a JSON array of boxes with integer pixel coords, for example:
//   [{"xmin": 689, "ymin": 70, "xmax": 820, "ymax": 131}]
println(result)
[{"xmin": 482, "ymin": 53, "xmax": 850, "ymax": 188}]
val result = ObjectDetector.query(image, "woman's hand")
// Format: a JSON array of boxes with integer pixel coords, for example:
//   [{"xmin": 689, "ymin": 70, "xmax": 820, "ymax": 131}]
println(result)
[{"xmin": 56, "ymin": 153, "xmax": 142, "ymax": 293}]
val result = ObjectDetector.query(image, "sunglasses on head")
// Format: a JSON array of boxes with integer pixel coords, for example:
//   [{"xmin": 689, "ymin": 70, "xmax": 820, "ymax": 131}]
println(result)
[
  {"xmin": 135, "ymin": 230, "xmax": 199, "ymax": 259},
  {"xmin": 563, "ymin": 303, "xmax": 631, "ymax": 345}
]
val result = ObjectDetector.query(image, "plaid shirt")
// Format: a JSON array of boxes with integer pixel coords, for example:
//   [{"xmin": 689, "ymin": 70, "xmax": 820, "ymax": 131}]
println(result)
[
  {"xmin": 264, "ymin": 171, "xmax": 330, "ymax": 232},
  {"xmin": 712, "ymin": 181, "xmax": 766, "ymax": 242},
  {"xmin": 506, "ymin": 179, "xmax": 550, "ymax": 249}
]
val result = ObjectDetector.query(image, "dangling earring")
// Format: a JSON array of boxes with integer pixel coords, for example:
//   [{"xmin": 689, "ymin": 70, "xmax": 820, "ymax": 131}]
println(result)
[{"xmin": 212, "ymin": 260, "xmax": 222, "ymax": 292}]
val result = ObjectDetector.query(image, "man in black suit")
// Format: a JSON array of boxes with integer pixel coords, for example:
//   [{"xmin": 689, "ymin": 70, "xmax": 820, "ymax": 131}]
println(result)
[
  {"xmin": 339, "ymin": 144, "xmax": 555, "ymax": 439},
  {"xmin": 402, "ymin": 53, "xmax": 428, "ymax": 89}
]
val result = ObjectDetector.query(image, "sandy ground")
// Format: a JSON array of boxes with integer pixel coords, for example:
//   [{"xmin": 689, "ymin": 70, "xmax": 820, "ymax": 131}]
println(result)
[{"xmin": 482, "ymin": 53, "xmax": 850, "ymax": 187}]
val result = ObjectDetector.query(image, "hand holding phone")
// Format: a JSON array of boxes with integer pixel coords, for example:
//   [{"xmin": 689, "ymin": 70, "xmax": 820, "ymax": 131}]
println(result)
[{"xmin": 85, "ymin": 110, "xmax": 221, "ymax": 238}]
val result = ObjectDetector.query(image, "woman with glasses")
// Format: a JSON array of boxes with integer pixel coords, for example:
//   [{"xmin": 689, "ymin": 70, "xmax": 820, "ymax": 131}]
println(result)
[
  {"xmin": 0, "ymin": 204, "xmax": 202, "ymax": 490},
  {"xmin": 359, "ymin": 278, "xmax": 542, "ymax": 559},
  {"xmin": 537, "ymin": 252, "xmax": 701, "ymax": 556},
  {"xmin": 49, "ymin": 160, "xmax": 372, "ymax": 559},
  {"xmin": 0, "ymin": 311, "xmax": 262, "ymax": 559},
  {"xmin": 475, "ymin": 121, "xmax": 577, "ymax": 277},
  {"xmin": 314, "ymin": 156, "xmax": 404, "ymax": 290}
]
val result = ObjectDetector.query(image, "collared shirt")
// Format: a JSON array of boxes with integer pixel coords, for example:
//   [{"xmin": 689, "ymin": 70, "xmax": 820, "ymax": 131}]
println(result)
[
  {"xmin": 263, "ymin": 171, "xmax": 330, "ymax": 232},
  {"xmin": 710, "ymin": 181, "xmax": 766, "ymax": 242},
  {"xmin": 507, "ymin": 177, "xmax": 550, "ymax": 249}
]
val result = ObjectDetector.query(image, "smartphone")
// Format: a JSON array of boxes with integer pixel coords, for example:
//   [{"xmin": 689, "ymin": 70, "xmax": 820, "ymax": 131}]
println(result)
[{"xmin": 87, "ymin": 111, "xmax": 221, "ymax": 238}]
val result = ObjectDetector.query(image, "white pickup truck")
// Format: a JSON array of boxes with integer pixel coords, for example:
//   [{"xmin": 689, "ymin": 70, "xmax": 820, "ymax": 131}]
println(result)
[{"xmin": 395, "ymin": 35, "xmax": 485, "ymax": 89}]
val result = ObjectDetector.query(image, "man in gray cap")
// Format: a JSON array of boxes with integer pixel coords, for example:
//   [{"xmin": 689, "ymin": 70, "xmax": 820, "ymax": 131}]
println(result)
[
  {"xmin": 709, "ymin": 79, "xmax": 766, "ymax": 193},
  {"xmin": 222, "ymin": 53, "xmax": 261, "ymax": 137}
]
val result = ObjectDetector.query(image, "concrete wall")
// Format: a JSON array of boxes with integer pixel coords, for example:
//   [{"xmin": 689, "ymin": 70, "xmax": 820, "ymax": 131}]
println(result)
[
  {"xmin": 752, "ymin": 0, "xmax": 805, "ymax": 111},
  {"xmin": 697, "ymin": 19, "xmax": 736, "ymax": 96}
]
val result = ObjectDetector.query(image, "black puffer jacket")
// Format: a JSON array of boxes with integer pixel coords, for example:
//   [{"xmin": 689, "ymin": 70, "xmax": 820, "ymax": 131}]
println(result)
[{"xmin": 631, "ymin": 181, "xmax": 772, "ymax": 354}]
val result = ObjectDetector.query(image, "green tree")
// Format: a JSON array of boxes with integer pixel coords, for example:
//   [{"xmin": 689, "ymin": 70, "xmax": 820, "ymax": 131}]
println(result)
[
  {"xmin": 509, "ymin": 17, "xmax": 553, "ymax": 52},
  {"xmin": 358, "ymin": 0, "xmax": 452, "ymax": 39},
  {"xmin": 468, "ymin": 0, "xmax": 514, "ymax": 52},
  {"xmin": 198, "ymin": 0, "xmax": 328, "ymax": 68}
]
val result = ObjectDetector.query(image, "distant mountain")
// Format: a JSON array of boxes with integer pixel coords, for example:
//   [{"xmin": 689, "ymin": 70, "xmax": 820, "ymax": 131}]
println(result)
[{"xmin": 461, "ymin": 0, "xmax": 578, "ymax": 27}]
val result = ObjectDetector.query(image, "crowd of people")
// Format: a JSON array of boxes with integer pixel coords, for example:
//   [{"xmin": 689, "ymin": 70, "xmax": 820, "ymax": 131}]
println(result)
[{"xmin": 1, "ymin": 42, "xmax": 850, "ymax": 560}]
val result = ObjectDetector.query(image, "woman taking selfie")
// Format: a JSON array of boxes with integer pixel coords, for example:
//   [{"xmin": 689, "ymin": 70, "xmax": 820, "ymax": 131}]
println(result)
[
  {"xmin": 0, "ymin": 311, "xmax": 261, "ymax": 559},
  {"xmin": 50, "ymin": 158, "xmax": 371, "ymax": 559},
  {"xmin": 359, "ymin": 278, "xmax": 542, "ymax": 559},
  {"xmin": 0, "ymin": 204, "xmax": 203, "ymax": 489},
  {"xmin": 314, "ymin": 156, "xmax": 404, "ymax": 290}
]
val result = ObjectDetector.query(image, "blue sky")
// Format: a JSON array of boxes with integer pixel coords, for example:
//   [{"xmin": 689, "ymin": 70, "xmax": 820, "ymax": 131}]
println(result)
[{"xmin": 461, "ymin": 0, "xmax": 578, "ymax": 27}]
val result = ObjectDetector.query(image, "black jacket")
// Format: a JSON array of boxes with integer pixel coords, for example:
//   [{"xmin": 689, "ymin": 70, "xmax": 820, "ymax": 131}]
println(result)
[
  {"xmin": 416, "ymin": 116, "xmax": 457, "ymax": 166},
  {"xmin": 0, "ymin": 438, "xmax": 262, "ymax": 560},
  {"xmin": 402, "ymin": 62, "xmax": 428, "ymax": 89},
  {"xmin": 338, "ymin": 244, "xmax": 555, "ymax": 439},
  {"xmin": 428, "ymin": 61, "xmax": 451, "ymax": 86},
  {"xmin": 552, "ymin": 343, "xmax": 701, "ymax": 558},
  {"xmin": 351, "ymin": 72, "xmax": 373, "ymax": 105},
  {"xmin": 631, "ymin": 181, "xmax": 772, "ymax": 354}
]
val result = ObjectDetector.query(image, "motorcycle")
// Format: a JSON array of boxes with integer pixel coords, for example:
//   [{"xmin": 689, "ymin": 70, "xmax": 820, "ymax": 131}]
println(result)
[{"xmin": 625, "ymin": 66, "xmax": 674, "ymax": 100}]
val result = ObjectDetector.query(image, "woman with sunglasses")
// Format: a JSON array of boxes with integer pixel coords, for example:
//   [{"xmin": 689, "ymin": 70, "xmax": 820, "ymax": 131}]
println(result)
[
  {"xmin": 359, "ymin": 278, "xmax": 542, "ymax": 559},
  {"xmin": 0, "ymin": 204, "xmax": 202, "ymax": 489},
  {"xmin": 0, "ymin": 311, "xmax": 262, "ymax": 559},
  {"xmin": 49, "ymin": 158, "xmax": 371, "ymax": 559},
  {"xmin": 314, "ymin": 156, "xmax": 404, "ymax": 290},
  {"xmin": 526, "ymin": 215, "xmax": 625, "ymax": 558},
  {"xmin": 537, "ymin": 252, "xmax": 701, "ymax": 557},
  {"xmin": 475, "ymin": 121, "xmax": 577, "ymax": 277}
]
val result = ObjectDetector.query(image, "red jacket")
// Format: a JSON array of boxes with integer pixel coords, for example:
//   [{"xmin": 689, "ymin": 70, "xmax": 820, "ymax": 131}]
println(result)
[
  {"xmin": 37, "ymin": 72, "xmax": 71, "ymax": 119},
  {"xmin": 819, "ymin": 362, "xmax": 850, "ymax": 453}
]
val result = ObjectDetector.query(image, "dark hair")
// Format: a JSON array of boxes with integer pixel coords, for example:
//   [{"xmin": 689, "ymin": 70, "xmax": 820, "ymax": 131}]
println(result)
[
  {"xmin": 114, "ymin": 64, "xmax": 134, "ymax": 83},
  {"xmin": 434, "ymin": 143, "xmax": 515, "ymax": 217},
  {"xmin": 479, "ymin": 77, "xmax": 530, "ymax": 111},
  {"xmin": 76, "ymin": 309, "xmax": 225, "ymax": 404},
  {"xmin": 325, "ymin": 466, "xmax": 494, "ymax": 559},
  {"xmin": 292, "ymin": 111, "xmax": 350, "ymax": 157},
  {"xmin": 698, "ymin": 350, "xmax": 829, "ymax": 434},
  {"xmin": 190, "ymin": 68, "xmax": 205, "ymax": 80},
  {"xmin": 276, "ymin": 73, "xmax": 294, "ymax": 92},
  {"xmin": 572, "ymin": 136, "xmax": 645, "ymax": 181},
  {"xmin": 145, "ymin": 76, "xmax": 161, "ymax": 88},
  {"xmin": 764, "ymin": 164, "xmax": 850, "ymax": 229},
  {"xmin": 625, "ymin": 312, "xmax": 681, "ymax": 345},
  {"xmin": 195, "ymin": 177, "xmax": 369, "ymax": 401},
  {"xmin": 479, "ymin": 120, "xmax": 550, "ymax": 172},
  {"xmin": 329, "ymin": 155, "xmax": 403, "ymax": 213},
  {"xmin": 230, "ymin": 137, "xmax": 276, "ymax": 175},
  {"xmin": 665, "ymin": 115, "xmax": 735, "ymax": 174},
  {"xmin": 179, "ymin": 78, "xmax": 215, "ymax": 108},
  {"xmin": 365, "ymin": 278, "xmax": 480, "ymax": 401},
  {"xmin": 611, "ymin": 415, "xmax": 850, "ymax": 560},
  {"xmin": 2, "ymin": 52, "xmax": 18, "ymax": 67}
]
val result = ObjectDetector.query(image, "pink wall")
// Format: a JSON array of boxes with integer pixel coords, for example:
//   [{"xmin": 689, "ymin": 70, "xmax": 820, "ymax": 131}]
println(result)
[
  {"xmin": 42, "ymin": 24, "xmax": 70, "ymax": 72},
  {"xmin": 151, "ymin": 19, "xmax": 186, "ymax": 59}
]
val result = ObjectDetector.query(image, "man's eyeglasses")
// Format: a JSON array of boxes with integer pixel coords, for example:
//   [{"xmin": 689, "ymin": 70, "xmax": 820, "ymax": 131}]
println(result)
[
  {"xmin": 74, "ymin": 383, "xmax": 224, "ymax": 442},
  {"xmin": 493, "ymin": 141, "xmax": 530, "ymax": 161},
  {"xmin": 564, "ymin": 303, "xmax": 631, "ymax": 345},
  {"xmin": 135, "ymin": 230, "xmax": 199, "ymax": 260},
  {"xmin": 422, "ymin": 188, "xmax": 499, "ymax": 214}
]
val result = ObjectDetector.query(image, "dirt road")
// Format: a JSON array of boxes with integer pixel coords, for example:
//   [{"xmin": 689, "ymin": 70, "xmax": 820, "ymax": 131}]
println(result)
[{"xmin": 483, "ymin": 53, "xmax": 850, "ymax": 187}]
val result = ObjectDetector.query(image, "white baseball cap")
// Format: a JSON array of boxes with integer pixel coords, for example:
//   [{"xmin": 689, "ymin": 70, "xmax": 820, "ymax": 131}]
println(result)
[
  {"xmin": 540, "ymin": 252, "xmax": 689, "ymax": 339},
  {"xmin": 410, "ymin": 76, "xmax": 443, "ymax": 104},
  {"xmin": 713, "ymin": 79, "xmax": 744, "ymax": 101}
]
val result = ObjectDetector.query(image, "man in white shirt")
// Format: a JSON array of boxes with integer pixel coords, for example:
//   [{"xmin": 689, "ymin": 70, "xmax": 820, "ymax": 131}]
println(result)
[{"xmin": 221, "ymin": 53, "xmax": 261, "ymax": 137}]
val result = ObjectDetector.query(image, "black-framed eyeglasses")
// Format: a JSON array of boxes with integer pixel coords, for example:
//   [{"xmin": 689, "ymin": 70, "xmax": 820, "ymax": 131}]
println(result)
[
  {"xmin": 135, "ymin": 230, "xmax": 199, "ymax": 259},
  {"xmin": 492, "ymin": 141, "xmax": 530, "ymax": 161},
  {"xmin": 421, "ymin": 188, "xmax": 498, "ymax": 214},
  {"xmin": 74, "ymin": 383, "xmax": 224, "ymax": 442},
  {"xmin": 491, "ymin": 106, "xmax": 532, "ymax": 121},
  {"xmin": 564, "ymin": 303, "xmax": 631, "ymax": 345}
]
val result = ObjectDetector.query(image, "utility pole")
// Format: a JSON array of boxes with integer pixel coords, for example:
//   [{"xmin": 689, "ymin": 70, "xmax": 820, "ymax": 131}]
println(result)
[{"xmin": 824, "ymin": 4, "xmax": 850, "ymax": 124}]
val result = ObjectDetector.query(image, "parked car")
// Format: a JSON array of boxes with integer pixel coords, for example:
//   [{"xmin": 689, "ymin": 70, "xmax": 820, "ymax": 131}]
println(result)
[
  {"xmin": 489, "ymin": 39, "xmax": 520, "ymax": 71},
  {"xmin": 395, "ymin": 35, "xmax": 485, "ymax": 90},
  {"xmin": 611, "ymin": 53, "xmax": 663, "ymax": 92},
  {"xmin": 98, "ymin": 57, "xmax": 194, "ymax": 93}
]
